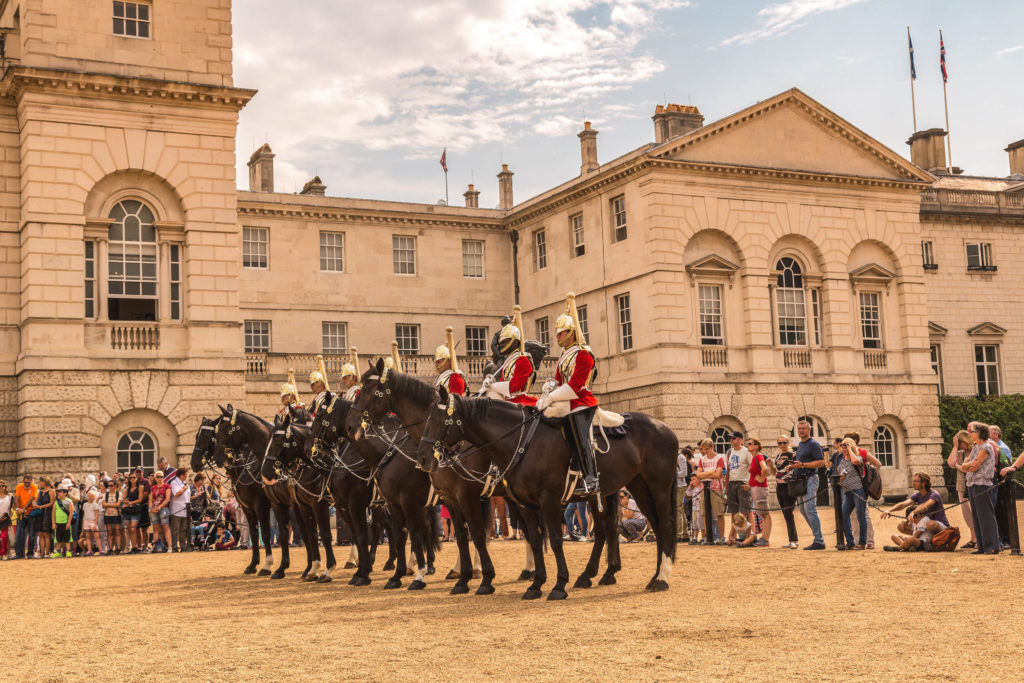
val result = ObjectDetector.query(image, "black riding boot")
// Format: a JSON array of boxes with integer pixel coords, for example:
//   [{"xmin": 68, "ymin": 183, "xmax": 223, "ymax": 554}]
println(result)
[{"xmin": 567, "ymin": 407, "xmax": 599, "ymax": 496}]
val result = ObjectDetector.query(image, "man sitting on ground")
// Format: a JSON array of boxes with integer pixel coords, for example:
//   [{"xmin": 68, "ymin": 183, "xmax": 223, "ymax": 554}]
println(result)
[
  {"xmin": 881, "ymin": 472, "xmax": 949, "ymax": 525},
  {"xmin": 885, "ymin": 514, "xmax": 947, "ymax": 552}
]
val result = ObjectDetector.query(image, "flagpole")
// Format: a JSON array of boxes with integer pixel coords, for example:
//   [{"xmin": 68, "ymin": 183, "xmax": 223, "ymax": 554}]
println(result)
[
  {"xmin": 907, "ymin": 26, "xmax": 917, "ymax": 132},
  {"xmin": 445, "ymin": 170, "xmax": 449, "ymax": 206},
  {"xmin": 940, "ymin": 29, "xmax": 952, "ymax": 171}
]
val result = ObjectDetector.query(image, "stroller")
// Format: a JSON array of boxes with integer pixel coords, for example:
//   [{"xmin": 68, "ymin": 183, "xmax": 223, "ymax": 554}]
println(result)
[{"xmin": 192, "ymin": 500, "xmax": 226, "ymax": 551}]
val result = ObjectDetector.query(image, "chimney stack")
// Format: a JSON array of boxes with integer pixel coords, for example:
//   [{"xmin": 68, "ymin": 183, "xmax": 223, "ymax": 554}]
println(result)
[
  {"xmin": 247, "ymin": 143, "xmax": 275, "ymax": 193},
  {"xmin": 906, "ymin": 129, "xmax": 948, "ymax": 173},
  {"xmin": 1006, "ymin": 139, "xmax": 1024, "ymax": 176},
  {"xmin": 463, "ymin": 183, "xmax": 480, "ymax": 208},
  {"xmin": 652, "ymin": 104, "xmax": 703, "ymax": 144},
  {"xmin": 299, "ymin": 175, "xmax": 326, "ymax": 196},
  {"xmin": 578, "ymin": 121, "xmax": 599, "ymax": 175},
  {"xmin": 497, "ymin": 164, "xmax": 514, "ymax": 210}
]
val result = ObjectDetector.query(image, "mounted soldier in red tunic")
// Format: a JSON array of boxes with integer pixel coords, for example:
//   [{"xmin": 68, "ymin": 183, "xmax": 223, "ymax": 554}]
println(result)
[
  {"xmin": 340, "ymin": 347, "xmax": 361, "ymax": 403},
  {"xmin": 482, "ymin": 305, "xmax": 537, "ymax": 407},
  {"xmin": 434, "ymin": 327, "xmax": 468, "ymax": 396},
  {"xmin": 277, "ymin": 368, "xmax": 307, "ymax": 422},
  {"xmin": 308, "ymin": 355, "xmax": 331, "ymax": 418}
]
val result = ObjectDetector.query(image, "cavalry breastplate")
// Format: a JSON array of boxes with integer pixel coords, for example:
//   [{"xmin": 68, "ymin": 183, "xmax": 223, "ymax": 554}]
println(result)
[
  {"xmin": 434, "ymin": 370, "xmax": 453, "ymax": 389},
  {"xmin": 498, "ymin": 351, "xmax": 533, "ymax": 395},
  {"xmin": 557, "ymin": 346, "xmax": 594, "ymax": 389},
  {"xmin": 343, "ymin": 385, "xmax": 359, "ymax": 402}
]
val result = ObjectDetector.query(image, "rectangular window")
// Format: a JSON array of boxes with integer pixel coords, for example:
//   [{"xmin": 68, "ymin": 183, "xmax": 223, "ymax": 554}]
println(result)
[
  {"xmin": 975, "ymin": 344, "xmax": 1000, "ymax": 396},
  {"xmin": 776, "ymin": 288, "xmax": 807, "ymax": 346},
  {"xmin": 570, "ymin": 213, "xmax": 585, "ymax": 257},
  {"xmin": 930, "ymin": 344, "xmax": 944, "ymax": 394},
  {"xmin": 108, "ymin": 240, "xmax": 157, "ymax": 298},
  {"xmin": 810, "ymin": 289, "xmax": 822, "ymax": 346},
  {"xmin": 533, "ymin": 229, "xmax": 547, "ymax": 270},
  {"xmin": 535, "ymin": 317, "xmax": 549, "ymax": 348},
  {"xmin": 393, "ymin": 235, "xmax": 416, "ymax": 275},
  {"xmin": 322, "ymin": 322, "xmax": 348, "ymax": 355},
  {"xmin": 169, "ymin": 244, "xmax": 182, "ymax": 321},
  {"xmin": 698, "ymin": 285, "xmax": 723, "ymax": 346},
  {"xmin": 859, "ymin": 292, "xmax": 882, "ymax": 349},
  {"xmin": 113, "ymin": 1, "xmax": 151, "ymax": 38},
  {"xmin": 576, "ymin": 305, "xmax": 589, "ymax": 343},
  {"xmin": 243, "ymin": 227, "xmax": 268, "ymax": 269},
  {"xmin": 244, "ymin": 320, "xmax": 270, "ymax": 353},
  {"xmin": 465, "ymin": 326, "xmax": 488, "ymax": 355},
  {"xmin": 395, "ymin": 324, "xmax": 420, "ymax": 355},
  {"xmin": 84, "ymin": 241, "xmax": 96, "ymax": 319},
  {"xmin": 966, "ymin": 242, "xmax": 995, "ymax": 271},
  {"xmin": 616, "ymin": 293, "xmax": 633, "ymax": 351},
  {"xmin": 462, "ymin": 240, "xmax": 484, "ymax": 278},
  {"xmin": 611, "ymin": 196, "xmax": 627, "ymax": 242},
  {"xmin": 319, "ymin": 232, "xmax": 344, "ymax": 272},
  {"xmin": 921, "ymin": 240, "xmax": 937, "ymax": 270}
]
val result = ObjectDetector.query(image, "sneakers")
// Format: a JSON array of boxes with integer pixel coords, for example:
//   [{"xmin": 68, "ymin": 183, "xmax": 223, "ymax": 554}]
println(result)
[
  {"xmin": 48, "ymin": 551, "xmax": 61, "ymax": 559},
  {"xmin": 803, "ymin": 542, "xmax": 826, "ymax": 550},
  {"xmin": 753, "ymin": 539, "xmax": 770, "ymax": 547},
  {"xmin": 883, "ymin": 545, "xmax": 900, "ymax": 552}
]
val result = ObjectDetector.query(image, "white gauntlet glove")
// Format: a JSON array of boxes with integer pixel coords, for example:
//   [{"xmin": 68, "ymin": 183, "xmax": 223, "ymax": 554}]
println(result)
[{"xmin": 541, "ymin": 379, "xmax": 557, "ymax": 395}]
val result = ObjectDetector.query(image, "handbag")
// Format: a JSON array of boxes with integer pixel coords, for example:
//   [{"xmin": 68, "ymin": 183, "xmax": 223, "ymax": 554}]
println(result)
[
  {"xmin": 787, "ymin": 476, "xmax": 808, "ymax": 498},
  {"xmin": 861, "ymin": 463, "xmax": 883, "ymax": 500},
  {"xmin": 0, "ymin": 513, "xmax": 10, "ymax": 531}
]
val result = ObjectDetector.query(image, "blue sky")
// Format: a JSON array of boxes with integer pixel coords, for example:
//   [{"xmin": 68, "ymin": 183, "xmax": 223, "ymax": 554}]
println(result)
[{"xmin": 233, "ymin": 0, "xmax": 1024, "ymax": 205}]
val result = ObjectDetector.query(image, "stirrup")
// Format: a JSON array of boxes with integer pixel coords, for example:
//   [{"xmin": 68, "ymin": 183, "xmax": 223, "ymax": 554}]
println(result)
[{"xmin": 573, "ymin": 476, "xmax": 600, "ymax": 496}]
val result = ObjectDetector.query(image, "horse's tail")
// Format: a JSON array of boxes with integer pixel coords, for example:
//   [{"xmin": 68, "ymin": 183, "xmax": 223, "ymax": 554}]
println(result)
[{"xmin": 428, "ymin": 504, "xmax": 442, "ymax": 554}]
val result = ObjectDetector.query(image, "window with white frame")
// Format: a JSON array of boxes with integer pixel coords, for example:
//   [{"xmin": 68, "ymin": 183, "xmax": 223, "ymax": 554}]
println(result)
[
  {"xmin": 395, "ymin": 324, "xmax": 420, "ymax": 355},
  {"xmin": 465, "ymin": 326, "xmax": 488, "ymax": 355},
  {"xmin": 108, "ymin": 200, "xmax": 158, "ymax": 321},
  {"xmin": 576, "ymin": 305, "xmax": 589, "ymax": 342},
  {"xmin": 975, "ymin": 344, "xmax": 1000, "ymax": 395},
  {"xmin": 922, "ymin": 240, "xmax": 936, "ymax": 269},
  {"xmin": 570, "ymin": 213, "xmax": 585, "ymax": 257},
  {"xmin": 244, "ymin": 320, "xmax": 270, "ymax": 353},
  {"xmin": 775, "ymin": 257, "xmax": 806, "ymax": 346},
  {"xmin": 792, "ymin": 416, "xmax": 829, "ymax": 448},
  {"xmin": 320, "ymin": 232, "xmax": 344, "ymax": 272},
  {"xmin": 533, "ymin": 229, "xmax": 547, "ymax": 270},
  {"xmin": 535, "ymin": 317, "xmax": 549, "ymax": 348},
  {"xmin": 810, "ymin": 289, "xmax": 823, "ymax": 346},
  {"xmin": 322, "ymin": 322, "xmax": 348, "ymax": 355},
  {"xmin": 243, "ymin": 227, "xmax": 268, "ymax": 269},
  {"xmin": 113, "ymin": 1, "xmax": 151, "ymax": 38},
  {"xmin": 873, "ymin": 425, "xmax": 896, "ymax": 468},
  {"xmin": 966, "ymin": 242, "xmax": 995, "ymax": 271},
  {"xmin": 393, "ymin": 235, "xmax": 416, "ymax": 275},
  {"xmin": 616, "ymin": 293, "xmax": 632, "ymax": 351},
  {"xmin": 698, "ymin": 285, "xmax": 723, "ymax": 345},
  {"xmin": 611, "ymin": 195, "xmax": 627, "ymax": 242},
  {"xmin": 710, "ymin": 427, "xmax": 731, "ymax": 456},
  {"xmin": 462, "ymin": 240, "xmax": 484, "ymax": 278},
  {"xmin": 116, "ymin": 430, "xmax": 156, "ymax": 474},
  {"xmin": 859, "ymin": 292, "xmax": 882, "ymax": 349},
  {"xmin": 85, "ymin": 241, "xmax": 96, "ymax": 319},
  {"xmin": 169, "ymin": 244, "xmax": 182, "ymax": 321},
  {"xmin": 930, "ymin": 344, "xmax": 944, "ymax": 393}
]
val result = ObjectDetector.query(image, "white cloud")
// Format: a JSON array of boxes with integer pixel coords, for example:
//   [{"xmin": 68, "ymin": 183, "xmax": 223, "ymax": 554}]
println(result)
[
  {"xmin": 721, "ymin": 0, "xmax": 869, "ymax": 46},
  {"xmin": 233, "ymin": 0, "xmax": 691, "ymax": 191},
  {"xmin": 996, "ymin": 45, "xmax": 1024, "ymax": 55}
]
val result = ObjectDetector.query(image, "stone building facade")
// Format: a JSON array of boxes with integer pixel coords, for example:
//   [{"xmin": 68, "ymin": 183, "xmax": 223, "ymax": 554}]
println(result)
[{"xmin": 2, "ymin": 1, "xmax": 1022, "ymax": 495}]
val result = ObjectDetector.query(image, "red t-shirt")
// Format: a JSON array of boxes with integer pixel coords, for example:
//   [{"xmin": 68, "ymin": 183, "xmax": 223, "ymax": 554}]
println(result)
[
  {"xmin": 150, "ymin": 483, "xmax": 170, "ymax": 510},
  {"xmin": 748, "ymin": 453, "xmax": 768, "ymax": 487}
]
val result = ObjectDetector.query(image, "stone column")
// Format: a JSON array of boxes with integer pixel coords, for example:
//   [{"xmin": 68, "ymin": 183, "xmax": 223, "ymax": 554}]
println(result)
[{"xmin": 97, "ymin": 238, "xmax": 108, "ymax": 321}]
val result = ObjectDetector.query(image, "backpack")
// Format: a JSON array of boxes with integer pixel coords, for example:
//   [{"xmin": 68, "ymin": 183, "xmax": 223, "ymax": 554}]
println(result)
[
  {"xmin": 861, "ymin": 462, "xmax": 882, "ymax": 500},
  {"xmin": 928, "ymin": 526, "xmax": 960, "ymax": 552}
]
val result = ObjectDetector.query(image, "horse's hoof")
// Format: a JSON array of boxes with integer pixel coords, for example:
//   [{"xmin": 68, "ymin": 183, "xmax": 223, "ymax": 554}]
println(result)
[
  {"xmin": 450, "ymin": 583, "xmax": 470, "ymax": 595},
  {"xmin": 243, "ymin": 566, "xmax": 257, "ymax": 575},
  {"xmin": 303, "ymin": 573, "xmax": 318, "ymax": 582},
  {"xmin": 257, "ymin": 569, "xmax": 272, "ymax": 577},
  {"xmin": 352, "ymin": 575, "xmax": 371, "ymax": 587},
  {"xmin": 445, "ymin": 569, "xmax": 459, "ymax": 580},
  {"xmin": 271, "ymin": 571, "xmax": 285, "ymax": 580},
  {"xmin": 383, "ymin": 561, "xmax": 395, "ymax": 571},
  {"xmin": 301, "ymin": 569, "xmax": 310, "ymax": 579},
  {"xmin": 547, "ymin": 589, "xmax": 568, "ymax": 601},
  {"xmin": 475, "ymin": 584, "xmax": 495, "ymax": 596},
  {"xmin": 647, "ymin": 579, "xmax": 669, "ymax": 593},
  {"xmin": 598, "ymin": 574, "xmax": 616, "ymax": 586},
  {"xmin": 344, "ymin": 561, "xmax": 358, "ymax": 569},
  {"xmin": 383, "ymin": 579, "xmax": 402, "ymax": 590},
  {"xmin": 408, "ymin": 580, "xmax": 427, "ymax": 591},
  {"xmin": 426, "ymin": 565, "xmax": 436, "ymax": 576},
  {"xmin": 573, "ymin": 576, "xmax": 593, "ymax": 589},
  {"xmin": 317, "ymin": 574, "xmax": 333, "ymax": 584},
  {"xmin": 348, "ymin": 575, "xmax": 359, "ymax": 585},
  {"xmin": 517, "ymin": 570, "xmax": 534, "ymax": 582},
  {"xmin": 522, "ymin": 588, "xmax": 542, "ymax": 600},
  {"xmin": 472, "ymin": 569, "xmax": 482, "ymax": 579}
]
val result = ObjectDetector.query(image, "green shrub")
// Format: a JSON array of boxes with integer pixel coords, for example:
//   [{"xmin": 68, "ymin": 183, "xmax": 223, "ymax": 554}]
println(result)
[{"xmin": 938, "ymin": 394, "xmax": 1024, "ymax": 493}]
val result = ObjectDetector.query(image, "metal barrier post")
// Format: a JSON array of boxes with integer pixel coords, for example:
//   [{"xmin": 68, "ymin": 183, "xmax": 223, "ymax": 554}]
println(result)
[
  {"xmin": 1002, "ymin": 474, "xmax": 1021, "ymax": 556},
  {"xmin": 703, "ymin": 480, "xmax": 713, "ymax": 543},
  {"xmin": 831, "ymin": 474, "xmax": 845, "ymax": 550}
]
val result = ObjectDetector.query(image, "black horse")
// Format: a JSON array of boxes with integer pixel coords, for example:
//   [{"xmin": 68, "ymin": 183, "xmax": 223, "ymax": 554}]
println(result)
[
  {"xmin": 259, "ymin": 415, "xmax": 338, "ymax": 583},
  {"xmin": 213, "ymin": 405, "xmax": 314, "ymax": 580},
  {"xmin": 340, "ymin": 366, "xmax": 536, "ymax": 595},
  {"xmin": 190, "ymin": 416, "xmax": 274, "ymax": 576},
  {"xmin": 418, "ymin": 383, "xmax": 679, "ymax": 599},
  {"xmin": 310, "ymin": 392, "xmax": 439, "ymax": 590},
  {"xmin": 264, "ymin": 409, "xmax": 379, "ymax": 586}
]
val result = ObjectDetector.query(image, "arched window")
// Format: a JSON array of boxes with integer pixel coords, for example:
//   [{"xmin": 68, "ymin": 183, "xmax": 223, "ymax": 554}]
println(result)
[
  {"xmin": 710, "ymin": 427, "xmax": 732, "ymax": 456},
  {"xmin": 792, "ymin": 415, "xmax": 829, "ymax": 447},
  {"xmin": 108, "ymin": 200, "xmax": 158, "ymax": 321},
  {"xmin": 873, "ymin": 425, "xmax": 896, "ymax": 468},
  {"xmin": 775, "ymin": 257, "xmax": 807, "ymax": 346},
  {"xmin": 116, "ymin": 430, "xmax": 157, "ymax": 474}
]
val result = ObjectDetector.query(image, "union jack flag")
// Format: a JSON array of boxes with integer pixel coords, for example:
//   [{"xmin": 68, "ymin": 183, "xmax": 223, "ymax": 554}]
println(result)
[
  {"xmin": 440, "ymin": 148, "xmax": 447, "ymax": 174},
  {"xmin": 940, "ymin": 33, "xmax": 947, "ymax": 83},
  {"xmin": 908, "ymin": 31, "xmax": 916, "ymax": 80}
]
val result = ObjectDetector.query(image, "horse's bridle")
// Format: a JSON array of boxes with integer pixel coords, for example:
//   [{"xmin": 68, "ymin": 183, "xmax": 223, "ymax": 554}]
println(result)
[
  {"xmin": 351, "ymin": 369, "xmax": 393, "ymax": 434},
  {"xmin": 423, "ymin": 393, "xmax": 466, "ymax": 465}
]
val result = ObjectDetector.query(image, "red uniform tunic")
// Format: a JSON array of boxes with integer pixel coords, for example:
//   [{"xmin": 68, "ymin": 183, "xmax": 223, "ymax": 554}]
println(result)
[
  {"xmin": 555, "ymin": 345, "xmax": 597, "ymax": 411},
  {"xmin": 277, "ymin": 400, "xmax": 306, "ymax": 419},
  {"xmin": 435, "ymin": 370, "xmax": 468, "ymax": 396},
  {"xmin": 497, "ymin": 352, "xmax": 537, "ymax": 406}
]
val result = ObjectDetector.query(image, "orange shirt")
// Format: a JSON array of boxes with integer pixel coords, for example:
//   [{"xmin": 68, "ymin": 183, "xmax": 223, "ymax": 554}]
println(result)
[{"xmin": 15, "ymin": 482, "xmax": 38, "ymax": 513}]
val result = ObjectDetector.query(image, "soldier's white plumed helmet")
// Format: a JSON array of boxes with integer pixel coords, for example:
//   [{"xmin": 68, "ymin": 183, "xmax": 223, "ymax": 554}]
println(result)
[
  {"xmin": 340, "ymin": 363, "xmax": 357, "ymax": 379},
  {"xmin": 309, "ymin": 370, "xmax": 325, "ymax": 385},
  {"xmin": 280, "ymin": 382, "xmax": 297, "ymax": 398},
  {"xmin": 555, "ymin": 314, "xmax": 575, "ymax": 334},
  {"xmin": 434, "ymin": 344, "xmax": 451, "ymax": 362}
]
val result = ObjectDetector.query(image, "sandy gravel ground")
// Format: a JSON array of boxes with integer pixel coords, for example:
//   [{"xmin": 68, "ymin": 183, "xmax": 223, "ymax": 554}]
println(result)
[{"xmin": 5, "ymin": 502, "xmax": 1023, "ymax": 682}]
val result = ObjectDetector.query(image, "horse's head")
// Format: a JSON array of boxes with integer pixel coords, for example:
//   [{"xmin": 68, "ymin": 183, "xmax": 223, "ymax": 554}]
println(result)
[
  {"xmin": 417, "ymin": 386, "xmax": 465, "ymax": 473},
  {"xmin": 190, "ymin": 416, "xmax": 221, "ymax": 473},
  {"xmin": 346, "ymin": 357, "xmax": 394, "ymax": 441},
  {"xmin": 310, "ymin": 391, "xmax": 343, "ymax": 456},
  {"xmin": 212, "ymin": 404, "xmax": 244, "ymax": 468},
  {"xmin": 261, "ymin": 413, "xmax": 306, "ymax": 485}
]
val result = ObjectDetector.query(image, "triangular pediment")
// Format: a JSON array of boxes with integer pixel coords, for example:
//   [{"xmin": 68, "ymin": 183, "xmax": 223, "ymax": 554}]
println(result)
[
  {"xmin": 849, "ymin": 263, "xmax": 897, "ymax": 281},
  {"xmin": 967, "ymin": 322, "xmax": 1007, "ymax": 337},
  {"xmin": 928, "ymin": 321, "xmax": 948, "ymax": 337},
  {"xmin": 685, "ymin": 254, "xmax": 741, "ymax": 273},
  {"xmin": 652, "ymin": 89, "xmax": 933, "ymax": 184}
]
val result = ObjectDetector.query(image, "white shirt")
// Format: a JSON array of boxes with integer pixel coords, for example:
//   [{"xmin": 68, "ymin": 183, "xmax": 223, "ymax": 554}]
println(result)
[
  {"xmin": 168, "ymin": 477, "xmax": 191, "ymax": 517},
  {"xmin": 0, "ymin": 493, "xmax": 11, "ymax": 517}
]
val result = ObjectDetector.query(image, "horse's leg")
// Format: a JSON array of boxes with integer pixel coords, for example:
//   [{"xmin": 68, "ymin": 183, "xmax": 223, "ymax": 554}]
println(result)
[
  {"xmin": 462, "ymin": 491, "xmax": 496, "ymax": 595},
  {"xmin": 541, "ymin": 495, "xmax": 570, "ymax": 601},
  {"xmin": 519, "ymin": 507, "xmax": 546, "ymax": 600},
  {"xmin": 575, "ymin": 500, "xmax": 605, "ymax": 588},
  {"xmin": 344, "ymin": 507, "xmax": 368, "ymax": 585},
  {"xmin": 297, "ymin": 503, "xmax": 319, "ymax": 582},
  {"xmin": 316, "ymin": 501, "xmax": 337, "ymax": 583},
  {"xmin": 407, "ymin": 505, "xmax": 429, "ymax": 591},
  {"xmin": 447, "ymin": 505, "xmax": 472, "ymax": 595},
  {"xmin": 240, "ymin": 502, "xmax": 259, "ymax": 574},
  {"xmin": 508, "ymin": 503, "xmax": 534, "ymax": 580},
  {"xmin": 384, "ymin": 505, "xmax": 406, "ymax": 589},
  {"xmin": 599, "ymin": 492, "xmax": 620, "ymax": 585},
  {"xmin": 627, "ymin": 478, "xmax": 662, "ymax": 590},
  {"xmin": 256, "ymin": 499, "xmax": 274, "ymax": 576},
  {"xmin": 642, "ymin": 469, "xmax": 677, "ymax": 593},
  {"xmin": 271, "ymin": 502, "xmax": 291, "ymax": 579}
]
